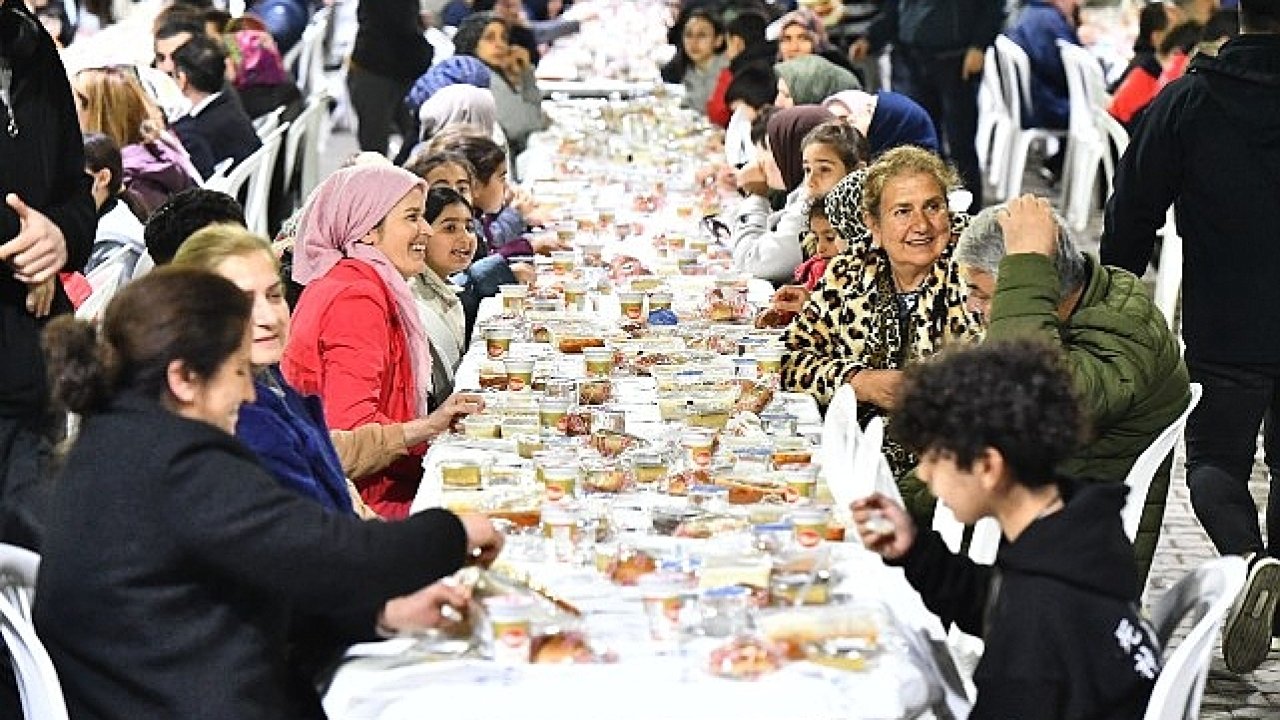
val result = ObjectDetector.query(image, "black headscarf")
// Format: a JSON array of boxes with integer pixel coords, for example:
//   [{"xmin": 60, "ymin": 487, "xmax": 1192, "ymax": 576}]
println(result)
[{"xmin": 766, "ymin": 105, "xmax": 834, "ymax": 192}]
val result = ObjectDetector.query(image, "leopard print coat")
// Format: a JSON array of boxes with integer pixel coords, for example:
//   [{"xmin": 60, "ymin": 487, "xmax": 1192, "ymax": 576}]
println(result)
[{"xmin": 783, "ymin": 169, "xmax": 984, "ymax": 475}]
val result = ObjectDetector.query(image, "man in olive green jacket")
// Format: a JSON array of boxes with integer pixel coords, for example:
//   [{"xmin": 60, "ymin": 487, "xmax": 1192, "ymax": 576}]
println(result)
[{"xmin": 902, "ymin": 194, "xmax": 1190, "ymax": 584}]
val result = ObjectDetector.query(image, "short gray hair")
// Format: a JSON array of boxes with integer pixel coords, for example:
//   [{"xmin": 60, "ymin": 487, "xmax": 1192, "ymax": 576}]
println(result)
[{"xmin": 956, "ymin": 204, "xmax": 1088, "ymax": 298}]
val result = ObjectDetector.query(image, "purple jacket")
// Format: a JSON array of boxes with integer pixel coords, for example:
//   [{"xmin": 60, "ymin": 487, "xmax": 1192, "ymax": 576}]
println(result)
[{"xmin": 121, "ymin": 135, "xmax": 200, "ymax": 217}]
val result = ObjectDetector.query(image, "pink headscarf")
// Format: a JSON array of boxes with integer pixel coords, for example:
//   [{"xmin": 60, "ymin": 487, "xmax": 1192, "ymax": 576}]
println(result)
[{"xmin": 293, "ymin": 165, "xmax": 433, "ymax": 414}]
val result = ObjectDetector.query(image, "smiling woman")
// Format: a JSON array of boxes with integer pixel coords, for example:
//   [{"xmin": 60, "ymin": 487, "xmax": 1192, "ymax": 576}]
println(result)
[
  {"xmin": 282, "ymin": 165, "xmax": 487, "ymax": 518},
  {"xmin": 34, "ymin": 267, "xmax": 505, "ymax": 720},
  {"xmin": 781, "ymin": 146, "xmax": 982, "ymax": 479}
]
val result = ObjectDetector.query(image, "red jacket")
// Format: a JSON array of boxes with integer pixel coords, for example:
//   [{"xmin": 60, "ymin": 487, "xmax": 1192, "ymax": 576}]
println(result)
[
  {"xmin": 706, "ymin": 67, "xmax": 733, "ymax": 128},
  {"xmin": 282, "ymin": 260, "xmax": 426, "ymax": 518}
]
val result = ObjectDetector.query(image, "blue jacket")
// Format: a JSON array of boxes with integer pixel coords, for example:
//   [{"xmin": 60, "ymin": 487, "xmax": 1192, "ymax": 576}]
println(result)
[
  {"xmin": 236, "ymin": 367, "xmax": 354, "ymax": 515},
  {"xmin": 1005, "ymin": 1, "xmax": 1079, "ymax": 129}
]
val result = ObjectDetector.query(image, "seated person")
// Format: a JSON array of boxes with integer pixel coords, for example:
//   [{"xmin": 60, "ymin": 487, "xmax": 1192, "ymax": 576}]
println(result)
[
  {"xmin": 950, "ymin": 195, "xmax": 1191, "ymax": 583},
  {"xmin": 35, "ymin": 268, "xmax": 503, "ymax": 719},
  {"xmin": 773, "ymin": 54, "xmax": 861, "ymax": 107},
  {"xmin": 170, "ymin": 33, "xmax": 263, "ymax": 179},
  {"xmin": 706, "ymin": 10, "xmax": 774, "ymax": 128},
  {"xmin": 823, "ymin": 89, "xmax": 940, "ymax": 157},
  {"xmin": 730, "ymin": 109, "xmax": 865, "ymax": 285},
  {"xmin": 853, "ymin": 339, "xmax": 1160, "ymax": 720},
  {"xmin": 792, "ymin": 195, "xmax": 845, "ymax": 291},
  {"xmin": 660, "ymin": 6, "xmax": 730, "ymax": 117},
  {"xmin": 782, "ymin": 147, "xmax": 982, "ymax": 477},
  {"xmin": 1005, "ymin": 0, "xmax": 1081, "ymax": 131},
  {"xmin": 144, "ymin": 187, "xmax": 245, "ymax": 265},
  {"xmin": 223, "ymin": 26, "xmax": 304, "ymax": 122}
]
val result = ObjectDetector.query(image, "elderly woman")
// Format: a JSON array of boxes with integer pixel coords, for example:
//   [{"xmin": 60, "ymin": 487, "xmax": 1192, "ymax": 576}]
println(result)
[
  {"xmin": 36, "ymin": 268, "xmax": 502, "ymax": 719},
  {"xmin": 954, "ymin": 195, "xmax": 1190, "ymax": 584},
  {"xmin": 781, "ymin": 146, "xmax": 982, "ymax": 476},
  {"xmin": 774, "ymin": 54, "xmax": 861, "ymax": 107},
  {"xmin": 283, "ymin": 165, "xmax": 485, "ymax": 518},
  {"xmin": 731, "ymin": 108, "xmax": 867, "ymax": 284}
]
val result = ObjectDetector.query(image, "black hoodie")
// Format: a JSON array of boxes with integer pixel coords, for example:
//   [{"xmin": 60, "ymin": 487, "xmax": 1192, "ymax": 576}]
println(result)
[
  {"xmin": 895, "ymin": 481, "xmax": 1158, "ymax": 720},
  {"xmin": 1101, "ymin": 35, "xmax": 1280, "ymax": 364}
]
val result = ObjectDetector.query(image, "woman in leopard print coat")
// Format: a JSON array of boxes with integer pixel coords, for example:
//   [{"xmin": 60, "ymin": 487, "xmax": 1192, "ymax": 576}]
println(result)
[{"xmin": 781, "ymin": 146, "xmax": 983, "ymax": 476}]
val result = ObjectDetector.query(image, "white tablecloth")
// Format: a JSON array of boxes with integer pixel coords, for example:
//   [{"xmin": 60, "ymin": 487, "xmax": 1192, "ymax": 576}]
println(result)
[{"xmin": 324, "ymin": 544, "xmax": 970, "ymax": 720}]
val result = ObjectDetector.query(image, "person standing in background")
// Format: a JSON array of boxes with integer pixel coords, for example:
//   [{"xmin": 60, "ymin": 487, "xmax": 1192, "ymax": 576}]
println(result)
[
  {"xmin": 1101, "ymin": 0, "xmax": 1280, "ymax": 676},
  {"xmin": 348, "ymin": 0, "xmax": 433, "ymax": 162},
  {"xmin": 0, "ymin": 0, "xmax": 95, "ymax": 550},
  {"xmin": 850, "ymin": 0, "xmax": 1005, "ymax": 212}
]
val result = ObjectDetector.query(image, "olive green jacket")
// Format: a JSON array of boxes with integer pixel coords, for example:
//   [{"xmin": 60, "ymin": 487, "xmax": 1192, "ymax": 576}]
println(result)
[{"xmin": 900, "ymin": 253, "xmax": 1190, "ymax": 581}]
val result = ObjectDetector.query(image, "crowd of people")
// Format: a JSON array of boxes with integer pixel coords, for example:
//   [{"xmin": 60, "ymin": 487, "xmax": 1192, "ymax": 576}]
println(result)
[{"xmin": 0, "ymin": 0, "xmax": 1279, "ymax": 718}]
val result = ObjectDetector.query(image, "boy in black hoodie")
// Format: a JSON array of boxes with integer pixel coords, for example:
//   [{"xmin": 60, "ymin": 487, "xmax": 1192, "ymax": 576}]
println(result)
[{"xmin": 853, "ymin": 339, "xmax": 1159, "ymax": 720}]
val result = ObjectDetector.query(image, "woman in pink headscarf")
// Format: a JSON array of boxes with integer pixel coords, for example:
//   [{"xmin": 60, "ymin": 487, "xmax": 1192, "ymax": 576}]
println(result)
[{"xmin": 283, "ymin": 164, "xmax": 485, "ymax": 518}]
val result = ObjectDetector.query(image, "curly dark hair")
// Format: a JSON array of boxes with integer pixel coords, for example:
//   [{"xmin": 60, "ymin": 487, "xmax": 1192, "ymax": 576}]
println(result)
[
  {"xmin": 889, "ymin": 339, "xmax": 1087, "ymax": 487},
  {"xmin": 144, "ymin": 188, "xmax": 245, "ymax": 265}
]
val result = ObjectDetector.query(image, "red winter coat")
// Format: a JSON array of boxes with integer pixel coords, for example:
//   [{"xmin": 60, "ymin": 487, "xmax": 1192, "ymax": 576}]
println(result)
[
  {"xmin": 706, "ymin": 67, "xmax": 733, "ymax": 128},
  {"xmin": 282, "ymin": 260, "xmax": 426, "ymax": 518}
]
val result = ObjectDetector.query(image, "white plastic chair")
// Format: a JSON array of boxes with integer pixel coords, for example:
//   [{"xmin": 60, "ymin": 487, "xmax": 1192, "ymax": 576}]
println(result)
[
  {"xmin": 977, "ymin": 46, "xmax": 1013, "ymax": 191},
  {"xmin": 1057, "ymin": 40, "xmax": 1112, "ymax": 231},
  {"xmin": 282, "ymin": 92, "xmax": 330, "ymax": 204},
  {"xmin": 0, "ymin": 596, "xmax": 69, "ymax": 720},
  {"xmin": 0, "ymin": 544, "xmax": 67, "ymax": 720},
  {"xmin": 1122, "ymin": 383, "xmax": 1202, "ymax": 541},
  {"xmin": 1143, "ymin": 556, "xmax": 1247, "ymax": 720},
  {"xmin": 992, "ymin": 35, "xmax": 1068, "ymax": 201},
  {"xmin": 205, "ymin": 122, "xmax": 289, "ymax": 236},
  {"xmin": 0, "ymin": 543, "xmax": 38, "ymax": 622},
  {"xmin": 284, "ymin": 6, "xmax": 331, "ymax": 98},
  {"xmin": 252, "ymin": 106, "xmax": 285, "ymax": 140}
]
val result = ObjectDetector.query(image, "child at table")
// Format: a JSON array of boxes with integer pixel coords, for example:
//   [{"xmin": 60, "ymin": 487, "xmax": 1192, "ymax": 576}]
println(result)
[
  {"xmin": 853, "ymin": 339, "xmax": 1159, "ymax": 720},
  {"xmin": 792, "ymin": 196, "xmax": 845, "ymax": 291}
]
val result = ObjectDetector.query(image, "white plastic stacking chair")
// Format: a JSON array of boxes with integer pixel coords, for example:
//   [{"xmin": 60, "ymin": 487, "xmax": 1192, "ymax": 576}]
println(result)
[
  {"xmin": 1, "ymin": 595, "xmax": 69, "ymax": 720},
  {"xmin": 253, "ymin": 106, "xmax": 285, "ymax": 140},
  {"xmin": 1057, "ymin": 40, "xmax": 1112, "ymax": 231},
  {"xmin": 0, "ymin": 543, "xmax": 38, "ymax": 622},
  {"xmin": 205, "ymin": 122, "xmax": 289, "ymax": 236},
  {"xmin": 284, "ymin": 6, "xmax": 332, "ymax": 98},
  {"xmin": 1122, "ymin": 384, "xmax": 1202, "ymax": 541},
  {"xmin": 992, "ymin": 35, "xmax": 1068, "ymax": 201},
  {"xmin": 1092, "ymin": 104, "xmax": 1129, "ymax": 199},
  {"xmin": 977, "ymin": 46, "xmax": 1013, "ymax": 190},
  {"xmin": 282, "ymin": 92, "xmax": 330, "ymax": 204},
  {"xmin": 1152, "ymin": 207, "xmax": 1183, "ymax": 328},
  {"xmin": 0, "ymin": 544, "xmax": 68, "ymax": 720},
  {"xmin": 1143, "ymin": 556, "xmax": 1246, "ymax": 720}
]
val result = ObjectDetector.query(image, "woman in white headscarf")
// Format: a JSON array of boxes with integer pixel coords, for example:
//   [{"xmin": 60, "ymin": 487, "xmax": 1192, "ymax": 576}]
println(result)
[{"xmin": 418, "ymin": 83, "xmax": 507, "ymax": 148}]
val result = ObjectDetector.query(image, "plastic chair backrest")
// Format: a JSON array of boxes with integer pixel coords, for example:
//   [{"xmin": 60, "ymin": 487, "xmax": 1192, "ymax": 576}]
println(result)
[
  {"xmin": 994, "ymin": 35, "xmax": 1034, "ymax": 125},
  {"xmin": 0, "ymin": 543, "xmax": 38, "ymax": 622},
  {"xmin": 1121, "ymin": 383, "xmax": 1201, "ymax": 539},
  {"xmin": 285, "ymin": 6, "xmax": 331, "ymax": 97},
  {"xmin": 1143, "ymin": 556, "xmax": 1247, "ymax": 720},
  {"xmin": 0, "ymin": 595, "xmax": 69, "ymax": 720},
  {"xmin": 253, "ymin": 106, "xmax": 285, "ymax": 140},
  {"xmin": 0, "ymin": 544, "xmax": 67, "ymax": 720},
  {"xmin": 207, "ymin": 123, "xmax": 288, "ymax": 236},
  {"xmin": 283, "ymin": 92, "xmax": 329, "ymax": 203}
]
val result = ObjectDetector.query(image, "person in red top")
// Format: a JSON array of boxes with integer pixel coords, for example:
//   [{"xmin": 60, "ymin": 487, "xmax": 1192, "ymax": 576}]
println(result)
[
  {"xmin": 792, "ymin": 195, "xmax": 846, "ymax": 290},
  {"xmin": 1108, "ymin": 20, "xmax": 1201, "ymax": 127},
  {"xmin": 283, "ymin": 164, "xmax": 484, "ymax": 518},
  {"xmin": 706, "ymin": 11, "xmax": 774, "ymax": 128}
]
